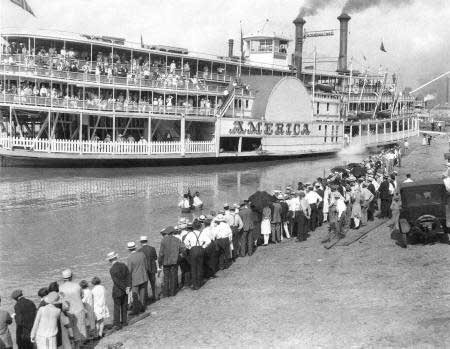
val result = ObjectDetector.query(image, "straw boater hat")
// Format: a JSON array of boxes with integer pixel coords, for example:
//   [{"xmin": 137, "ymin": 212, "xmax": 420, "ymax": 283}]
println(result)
[
  {"xmin": 333, "ymin": 192, "xmax": 341, "ymax": 198},
  {"xmin": 140, "ymin": 236, "xmax": 148, "ymax": 242},
  {"xmin": 161, "ymin": 226, "xmax": 176, "ymax": 236},
  {"xmin": 198, "ymin": 215, "xmax": 206, "ymax": 222},
  {"xmin": 223, "ymin": 203, "xmax": 229, "ymax": 209},
  {"xmin": 62, "ymin": 269, "xmax": 72, "ymax": 280},
  {"xmin": 127, "ymin": 242, "xmax": 136, "ymax": 250},
  {"xmin": 216, "ymin": 214, "xmax": 225, "ymax": 222},
  {"xmin": 106, "ymin": 251, "xmax": 118, "ymax": 261},
  {"xmin": 44, "ymin": 292, "xmax": 61, "ymax": 305}
]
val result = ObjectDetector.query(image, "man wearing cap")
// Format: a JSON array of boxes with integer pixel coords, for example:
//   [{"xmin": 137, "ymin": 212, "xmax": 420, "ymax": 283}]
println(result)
[
  {"xmin": 238, "ymin": 200, "xmax": 254, "ymax": 257},
  {"xmin": 184, "ymin": 220, "xmax": 211, "ymax": 289},
  {"xmin": 108, "ymin": 252, "xmax": 131, "ymax": 330},
  {"xmin": 127, "ymin": 242, "xmax": 148, "ymax": 311},
  {"xmin": 11, "ymin": 289, "xmax": 36, "ymax": 349},
  {"xmin": 59, "ymin": 269, "xmax": 86, "ymax": 348},
  {"xmin": 138, "ymin": 236, "xmax": 158, "ymax": 303},
  {"xmin": 159, "ymin": 226, "xmax": 186, "ymax": 297}
]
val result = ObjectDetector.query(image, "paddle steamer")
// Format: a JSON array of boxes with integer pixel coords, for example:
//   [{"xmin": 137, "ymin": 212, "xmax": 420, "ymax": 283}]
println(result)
[{"xmin": 0, "ymin": 13, "xmax": 418, "ymax": 167}]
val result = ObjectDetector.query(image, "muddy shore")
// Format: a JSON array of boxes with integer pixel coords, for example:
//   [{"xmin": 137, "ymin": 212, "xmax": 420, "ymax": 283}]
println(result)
[{"xmin": 100, "ymin": 134, "xmax": 450, "ymax": 348}]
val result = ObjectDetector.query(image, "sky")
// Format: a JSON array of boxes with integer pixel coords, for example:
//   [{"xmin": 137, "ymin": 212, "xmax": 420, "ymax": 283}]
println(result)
[{"xmin": 1, "ymin": 0, "xmax": 449, "ymax": 96}]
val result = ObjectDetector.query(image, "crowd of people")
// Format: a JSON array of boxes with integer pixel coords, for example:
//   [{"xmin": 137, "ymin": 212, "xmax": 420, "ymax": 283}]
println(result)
[{"xmin": 0, "ymin": 144, "xmax": 410, "ymax": 349}]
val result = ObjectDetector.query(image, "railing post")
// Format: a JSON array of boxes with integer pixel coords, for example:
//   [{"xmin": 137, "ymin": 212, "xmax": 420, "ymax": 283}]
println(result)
[
  {"xmin": 359, "ymin": 121, "xmax": 362, "ymax": 145},
  {"xmin": 147, "ymin": 115, "xmax": 152, "ymax": 155},
  {"xmin": 79, "ymin": 113, "xmax": 83, "ymax": 154},
  {"xmin": 375, "ymin": 122, "xmax": 379, "ymax": 144},
  {"xmin": 215, "ymin": 117, "xmax": 221, "ymax": 157}
]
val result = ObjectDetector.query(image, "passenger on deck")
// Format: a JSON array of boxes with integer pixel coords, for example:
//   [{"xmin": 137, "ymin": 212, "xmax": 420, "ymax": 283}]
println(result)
[{"xmin": 178, "ymin": 194, "xmax": 191, "ymax": 213}]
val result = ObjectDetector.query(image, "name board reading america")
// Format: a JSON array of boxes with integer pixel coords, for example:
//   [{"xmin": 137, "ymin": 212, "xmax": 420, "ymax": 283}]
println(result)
[{"xmin": 229, "ymin": 121, "xmax": 311, "ymax": 136}]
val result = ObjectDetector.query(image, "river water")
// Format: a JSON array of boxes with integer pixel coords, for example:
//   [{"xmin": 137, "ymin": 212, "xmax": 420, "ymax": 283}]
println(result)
[{"xmin": 0, "ymin": 153, "xmax": 364, "ymax": 313}]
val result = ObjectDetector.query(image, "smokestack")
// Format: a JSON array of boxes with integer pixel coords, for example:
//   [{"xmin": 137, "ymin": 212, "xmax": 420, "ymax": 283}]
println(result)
[
  {"xmin": 337, "ymin": 13, "xmax": 351, "ymax": 73},
  {"xmin": 293, "ymin": 15, "xmax": 306, "ymax": 79},
  {"xmin": 228, "ymin": 39, "xmax": 234, "ymax": 58}
]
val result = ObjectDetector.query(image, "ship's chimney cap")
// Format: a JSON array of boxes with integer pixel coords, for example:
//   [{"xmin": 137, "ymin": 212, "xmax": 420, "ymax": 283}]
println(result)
[
  {"xmin": 293, "ymin": 15, "xmax": 306, "ymax": 25},
  {"xmin": 337, "ymin": 13, "xmax": 351, "ymax": 21}
]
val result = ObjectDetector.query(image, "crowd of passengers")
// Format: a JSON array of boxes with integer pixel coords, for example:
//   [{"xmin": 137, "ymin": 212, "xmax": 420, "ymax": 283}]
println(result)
[
  {"xmin": 2, "ymin": 42, "xmax": 250, "ymax": 93},
  {"xmin": 1, "ymin": 80, "xmax": 226, "ymax": 116}
]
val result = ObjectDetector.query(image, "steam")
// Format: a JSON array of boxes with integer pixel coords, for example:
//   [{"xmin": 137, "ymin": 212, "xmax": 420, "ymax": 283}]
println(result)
[
  {"xmin": 424, "ymin": 94, "xmax": 437, "ymax": 102},
  {"xmin": 339, "ymin": 143, "xmax": 367, "ymax": 156},
  {"xmin": 342, "ymin": 0, "xmax": 415, "ymax": 14},
  {"xmin": 299, "ymin": 0, "xmax": 333, "ymax": 17}
]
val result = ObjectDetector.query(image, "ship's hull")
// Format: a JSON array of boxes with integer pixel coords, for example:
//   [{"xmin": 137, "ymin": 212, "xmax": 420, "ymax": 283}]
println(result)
[{"xmin": 0, "ymin": 147, "xmax": 339, "ymax": 168}]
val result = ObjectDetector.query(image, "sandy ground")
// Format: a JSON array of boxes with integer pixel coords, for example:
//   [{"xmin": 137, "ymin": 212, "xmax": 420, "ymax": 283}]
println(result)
[{"xmin": 99, "ymin": 134, "xmax": 450, "ymax": 349}]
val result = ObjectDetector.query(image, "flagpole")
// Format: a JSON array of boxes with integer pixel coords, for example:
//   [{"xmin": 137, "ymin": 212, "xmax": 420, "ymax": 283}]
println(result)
[
  {"xmin": 312, "ymin": 46, "xmax": 316, "ymax": 112},
  {"xmin": 239, "ymin": 20, "xmax": 243, "ymax": 78}
]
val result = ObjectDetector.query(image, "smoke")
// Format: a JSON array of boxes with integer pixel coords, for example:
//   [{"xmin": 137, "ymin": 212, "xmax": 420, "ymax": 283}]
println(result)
[
  {"xmin": 339, "ymin": 143, "xmax": 367, "ymax": 156},
  {"xmin": 342, "ymin": 0, "xmax": 414, "ymax": 14},
  {"xmin": 424, "ymin": 94, "xmax": 437, "ymax": 102},
  {"xmin": 298, "ymin": 0, "xmax": 333, "ymax": 17}
]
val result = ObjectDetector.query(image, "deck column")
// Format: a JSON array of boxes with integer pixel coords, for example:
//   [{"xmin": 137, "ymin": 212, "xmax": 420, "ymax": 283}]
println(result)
[
  {"xmin": 79, "ymin": 113, "xmax": 83, "ymax": 154},
  {"xmin": 359, "ymin": 122, "xmax": 362, "ymax": 145},
  {"xmin": 390, "ymin": 121, "xmax": 393, "ymax": 141},
  {"xmin": 180, "ymin": 115, "xmax": 185, "ymax": 156},
  {"xmin": 383, "ymin": 121, "xmax": 386, "ymax": 143},
  {"xmin": 215, "ymin": 117, "xmax": 221, "ymax": 157},
  {"xmin": 238, "ymin": 137, "xmax": 242, "ymax": 153},
  {"xmin": 402, "ymin": 118, "xmax": 405, "ymax": 139},
  {"xmin": 8, "ymin": 106, "xmax": 12, "ymax": 148},
  {"xmin": 48, "ymin": 111, "xmax": 51, "ymax": 153},
  {"xmin": 375, "ymin": 122, "xmax": 379, "ymax": 143},
  {"xmin": 147, "ymin": 115, "xmax": 151, "ymax": 155}
]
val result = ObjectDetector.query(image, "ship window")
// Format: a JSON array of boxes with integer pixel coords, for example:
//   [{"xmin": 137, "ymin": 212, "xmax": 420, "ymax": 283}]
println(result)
[
  {"xmin": 316, "ymin": 102, "xmax": 320, "ymax": 115},
  {"xmin": 251, "ymin": 39, "xmax": 273, "ymax": 53},
  {"xmin": 318, "ymin": 125, "xmax": 322, "ymax": 131},
  {"xmin": 326, "ymin": 103, "xmax": 330, "ymax": 112},
  {"xmin": 245, "ymin": 100, "xmax": 249, "ymax": 108}
]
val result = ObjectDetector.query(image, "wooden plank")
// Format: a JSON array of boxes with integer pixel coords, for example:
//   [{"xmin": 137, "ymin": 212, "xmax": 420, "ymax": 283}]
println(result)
[
  {"xmin": 12, "ymin": 109, "xmax": 24, "ymax": 138},
  {"xmin": 334, "ymin": 219, "xmax": 387, "ymax": 247},
  {"xmin": 90, "ymin": 116, "xmax": 101, "ymax": 140},
  {"xmin": 70, "ymin": 125, "xmax": 79, "ymax": 140},
  {"xmin": 51, "ymin": 113, "xmax": 60, "ymax": 138},
  {"xmin": 122, "ymin": 117, "xmax": 133, "ymax": 136},
  {"xmin": 34, "ymin": 114, "xmax": 49, "ymax": 139}
]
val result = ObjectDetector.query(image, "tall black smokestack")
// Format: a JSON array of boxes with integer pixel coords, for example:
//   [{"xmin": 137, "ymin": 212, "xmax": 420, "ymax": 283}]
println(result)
[
  {"xmin": 337, "ymin": 13, "xmax": 351, "ymax": 73},
  {"xmin": 228, "ymin": 39, "xmax": 234, "ymax": 58},
  {"xmin": 293, "ymin": 15, "xmax": 306, "ymax": 79}
]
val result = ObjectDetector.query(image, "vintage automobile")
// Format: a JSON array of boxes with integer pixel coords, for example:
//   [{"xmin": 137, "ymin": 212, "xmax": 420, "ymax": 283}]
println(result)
[{"xmin": 396, "ymin": 179, "xmax": 450, "ymax": 247}]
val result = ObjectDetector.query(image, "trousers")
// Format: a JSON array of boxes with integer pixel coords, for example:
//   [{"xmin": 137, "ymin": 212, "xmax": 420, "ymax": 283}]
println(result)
[
  {"xmin": 296, "ymin": 211, "xmax": 308, "ymax": 241},
  {"xmin": 144, "ymin": 272, "xmax": 156, "ymax": 301},
  {"xmin": 204, "ymin": 241, "xmax": 218, "ymax": 277},
  {"xmin": 216, "ymin": 237, "xmax": 231, "ymax": 269},
  {"xmin": 309, "ymin": 204, "xmax": 318, "ymax": 231},
  {"xmin": 112, "ymin": 294, "xmax": 128, "ymax": 327},
  {"xmin": 239, "ymin": 229, "xmax": 254, "ymax": 256},
  {"xmin": 188, "ymin": 246, "xmax": 205, "ymax": 289},
  {"xmin": 132, "ymin": 283, "xmax": 146, "ymax": 309},
  {"xmin": 271, "ymin": 222, "xmax": 281, "ymax": 242},
  {"xmin": 162, "ymin": 264, "xmax": 178, "ymax": 297}
]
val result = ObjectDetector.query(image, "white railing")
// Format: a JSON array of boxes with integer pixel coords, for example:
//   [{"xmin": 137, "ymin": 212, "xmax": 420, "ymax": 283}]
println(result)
[
  {"xmin": 0, "ymin": 136, "xmax": 216, "ymax": 155},
  {"xmin": 348, "ymin": 128, "xmax": 417, "ymax": 146},
  {"xmin": 186, "ymin": 140, "xmax": 216, "ymax": 153}
]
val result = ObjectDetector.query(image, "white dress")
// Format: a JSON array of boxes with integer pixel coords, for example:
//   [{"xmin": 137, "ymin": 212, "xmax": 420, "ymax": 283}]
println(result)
[{"xmin": 92, "ymin": 285, "xmax": 109, "ymax": 321}]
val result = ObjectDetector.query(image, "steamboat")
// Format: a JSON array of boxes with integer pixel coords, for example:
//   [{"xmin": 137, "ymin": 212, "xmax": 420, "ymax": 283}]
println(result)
[{"xmin": 0, "ymin": 12, "xmax": 418, "ymax": 167}]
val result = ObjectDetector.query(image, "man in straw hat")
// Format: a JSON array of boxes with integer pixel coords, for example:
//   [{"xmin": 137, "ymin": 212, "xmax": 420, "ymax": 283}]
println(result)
[
  {"xmin": 11, "ymin": 289, "xmax": 36, "ymax": 349},
  {"xmin": 59, "ymin": 269, "xmax": 86, "ymax": 348},
  {"xmin": 126, "ymin": 242, "xmax": 148, "ymax": 312},
  {"xmin": 138, "ymin": 236, "xmax": 158, "ymax": 303},
  {"xmin": 158, "ymin": 226, "xmax": 186, "ymax": 297},
  {"xmin": 108, "ymin": 252, "xmax": 131, "ymax": 330}
]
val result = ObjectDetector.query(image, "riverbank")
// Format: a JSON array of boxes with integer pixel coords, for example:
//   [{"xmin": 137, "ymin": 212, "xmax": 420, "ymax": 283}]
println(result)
[{"xmin": 99, "ymin": 134, "xmax": 450, "ymax": 348}]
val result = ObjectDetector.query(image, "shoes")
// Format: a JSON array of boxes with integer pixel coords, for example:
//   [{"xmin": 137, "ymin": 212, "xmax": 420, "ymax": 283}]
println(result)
[{"xmin": 112, "ymin": 325, "xmax": 122, "ymax": 331}]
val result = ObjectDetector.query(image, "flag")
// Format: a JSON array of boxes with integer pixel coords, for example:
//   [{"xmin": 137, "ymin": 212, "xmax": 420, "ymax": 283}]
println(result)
[
  {"xmin": 10, "ymin": 0, "xmax": 35, "ymax": 16},
  {"xmin": 380, "ymin": 41, "xmax": 387, "ymax": 52}
]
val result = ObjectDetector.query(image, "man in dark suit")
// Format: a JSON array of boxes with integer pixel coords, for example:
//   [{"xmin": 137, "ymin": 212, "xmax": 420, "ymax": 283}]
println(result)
[
  {"xmin": 108, "ymin": 251, "xmax": 131, "ymax": 330},
  {"xmin": 126, "ymin": 242, "xmax": 148, "ymax": 312},
  {"xmin": 238, "ymin": 200, "xmax": 255, "ymax": 256},
  {"xmin": 158, "ymin": 226, "xmax": 186, "ymax": 297},
  {"xmin": 378, "ymin": 175, "xmax": 392, "ymax": 218},
  {"xmin": 138, "ymin": 236, "xmax": 158, "ymax": 303},
  {"xmin": 11, "ymin": 289, "xmax": 36, "ymax": 349}
]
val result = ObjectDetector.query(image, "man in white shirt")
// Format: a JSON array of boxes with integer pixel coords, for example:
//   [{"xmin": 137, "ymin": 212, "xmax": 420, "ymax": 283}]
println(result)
[
  {"xmin": 192, "ymin": 192, "xmax": 203, "ymax": 210},
  {"xmin": 213, "ymin": 214, "xmax": 232, "ymax": 269},
  {"xmin": 183, "ymin": 221, "xmax": 210, "ymax": 290},
  {"xmin": 360, "ymin": 182, "xmax": 375, "ymax": 226},
  {"xmin": 286, "ymin": 193, "xmax": 300, "ymax": 236},
  {"xmin": 201, "ymin": 216, "xmax": 219, "ymax": 277},
  {"xmin": 403, "ymin": 174, "xmax": 413, "ymax": 183},
  {"xmin": 305, "ymin": 186, "xmax": 323, "ymax": 232},
  {"xmin": 178, "ymin": 194, "xmax": 191, "ymax": 213}
]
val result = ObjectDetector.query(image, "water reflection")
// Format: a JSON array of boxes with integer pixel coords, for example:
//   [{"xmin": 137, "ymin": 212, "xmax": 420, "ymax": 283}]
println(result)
[{"xmin": 0, "ymin": 154, "xmax": 362, "ymax": 312}]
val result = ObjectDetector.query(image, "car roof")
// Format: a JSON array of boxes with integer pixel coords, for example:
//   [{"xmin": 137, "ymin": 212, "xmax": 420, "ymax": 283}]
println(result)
[{"xmin": 400, "ymin": 178, "xmax": 445, "ymax": 189}]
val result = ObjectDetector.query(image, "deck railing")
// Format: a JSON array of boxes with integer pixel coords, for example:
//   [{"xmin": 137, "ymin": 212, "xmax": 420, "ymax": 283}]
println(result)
[
  {"xmin": 346, "ymin": 127, "xmax": 418, "ymax": 146},
  {"xmin": 0, "ymin": 136, "xmax": 216, "ymax": 155},
  {"xmin": 0, "ymin": 93, "xmax": 220, "ymax": 117},
  {"xmin": 0, "ymin": 60, "xmax": 253, "ymax": 97}
]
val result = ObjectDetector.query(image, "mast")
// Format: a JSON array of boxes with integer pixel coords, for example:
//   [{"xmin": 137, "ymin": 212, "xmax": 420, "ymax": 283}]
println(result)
[{"xmin": 312, "ymin": 47, "xmax": 316, "ymax": 112}]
